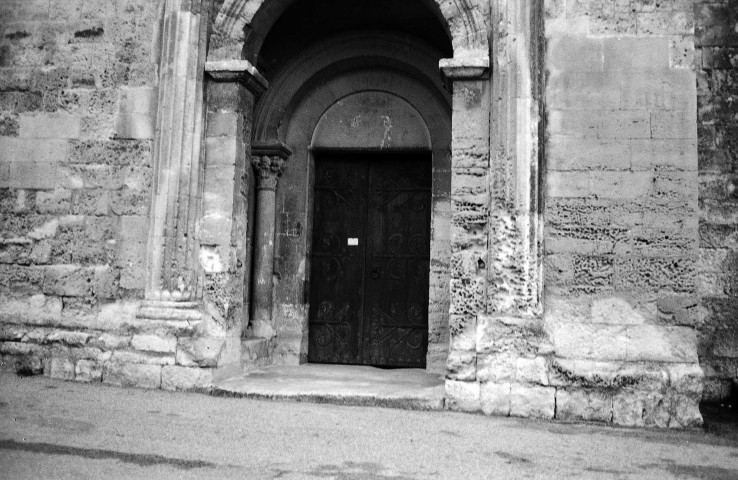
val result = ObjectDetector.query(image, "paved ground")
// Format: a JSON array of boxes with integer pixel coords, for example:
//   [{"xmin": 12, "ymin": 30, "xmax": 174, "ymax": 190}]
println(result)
[{"xmin": 1, "ymin": 373, "xmax": 737, "ymax": 480}]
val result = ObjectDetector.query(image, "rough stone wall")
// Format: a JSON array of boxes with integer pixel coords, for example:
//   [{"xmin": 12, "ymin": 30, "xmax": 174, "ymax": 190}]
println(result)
[
  {"xmin": 0, "ymin": 0, "xmax": 162, "ymax": 378},
  {"xmin": 695, "ymin": 0, "xmax": 738, "ymax": 401},
  {"xmin": 542, "ymin": 0, "xmax": 703, "ymax": 427},
  {"xmin": 445, "ymin": 0, "xmax": 548, "ymax": 417}
]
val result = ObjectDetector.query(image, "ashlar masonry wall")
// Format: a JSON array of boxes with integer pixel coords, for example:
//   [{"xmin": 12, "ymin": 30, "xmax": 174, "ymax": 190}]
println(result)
[
  {"xmin": 0, "ymin": 0, "xmax": 159, "ymax": 380},
  {"xmin": 0, "ymin": 0, "xmax": 239, "ymax": 390},
  {"xmin": 542, "ymin": 0, "xmax": 703, "ymax": 427}
]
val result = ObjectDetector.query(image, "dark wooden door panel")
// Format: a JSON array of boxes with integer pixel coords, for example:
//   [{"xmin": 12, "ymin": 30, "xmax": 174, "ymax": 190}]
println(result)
[
  {"xmin": 362, "ymin": 158, "xmax": 431, "ymax": 367},
  {"xmin": 308, "ymin": 153, "xmax": 431, "ymax": 367},
  {"xmin": 308, "ymin": 157, "xmax": 368, "ymax": 364}
]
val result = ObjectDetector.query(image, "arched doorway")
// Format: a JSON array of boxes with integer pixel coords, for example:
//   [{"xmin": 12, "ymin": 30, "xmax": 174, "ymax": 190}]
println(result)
[{"xmin": 249, "ymin": 3, "xmax": 453, "ymax": 369}]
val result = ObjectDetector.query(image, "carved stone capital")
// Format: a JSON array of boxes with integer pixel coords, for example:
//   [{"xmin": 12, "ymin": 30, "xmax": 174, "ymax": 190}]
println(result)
[
  {"xmin": 251, "ymin": 141, "xmax": 292, "ymax": 191},
  {"xmin": 252, "ymin": 155, "xmax": 285, "ymax": 190}
]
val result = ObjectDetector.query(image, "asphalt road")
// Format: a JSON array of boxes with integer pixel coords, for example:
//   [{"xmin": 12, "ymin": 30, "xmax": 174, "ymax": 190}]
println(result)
[{"xmin": 1, "ymin": 373, "xmax": 737, "ymax": 479}]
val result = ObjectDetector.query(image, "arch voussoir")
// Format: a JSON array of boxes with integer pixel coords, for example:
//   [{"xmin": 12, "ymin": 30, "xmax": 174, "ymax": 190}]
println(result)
[{"xmin": 212, "ymin": 0, "xmax": 489, "ymax": 60}]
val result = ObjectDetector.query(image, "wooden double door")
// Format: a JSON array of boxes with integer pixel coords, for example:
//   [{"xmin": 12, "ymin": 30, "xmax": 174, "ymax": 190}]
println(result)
[{"xmin": 308, "ymin": 152, "xmax": 431, "ymax": 367}]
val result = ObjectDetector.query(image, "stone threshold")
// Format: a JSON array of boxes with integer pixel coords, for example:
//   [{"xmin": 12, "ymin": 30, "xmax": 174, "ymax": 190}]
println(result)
[{"xmin": 211, "ymin": 364, "xmax": 445, "ymax": 411}]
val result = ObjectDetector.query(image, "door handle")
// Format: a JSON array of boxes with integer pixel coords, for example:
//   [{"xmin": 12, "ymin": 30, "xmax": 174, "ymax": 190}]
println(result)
[{"xmin": 370, "ymin": 266, "xmax": 380, "ymax": 280}]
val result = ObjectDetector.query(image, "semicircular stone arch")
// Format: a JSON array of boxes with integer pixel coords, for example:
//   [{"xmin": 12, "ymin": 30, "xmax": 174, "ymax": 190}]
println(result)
[
  {"xmin": 251, "ymin": 32, "xmax": 450, "ymax": 144},
  {"xmin": 210, "ymin": 0, "xmax": 489, "ymax": 60},
  {"xmin": 266, "ymin": 63, "xmax": 452, "ymax": 369}
]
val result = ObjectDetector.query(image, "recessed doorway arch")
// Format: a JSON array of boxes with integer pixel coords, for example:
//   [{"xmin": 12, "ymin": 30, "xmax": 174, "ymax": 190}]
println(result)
[{"xmin": 252, "ymin": 30, "xmax": 453, "ymax": 369}]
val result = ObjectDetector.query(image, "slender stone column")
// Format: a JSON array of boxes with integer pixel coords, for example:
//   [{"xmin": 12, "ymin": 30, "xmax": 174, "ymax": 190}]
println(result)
[
  {"xmin": 250, "ymin": 142, "xmax": 292, "ymax": 338},
  {"xmin": 145, "ymin": 0, "xmax": 209, "ymax": 302}
]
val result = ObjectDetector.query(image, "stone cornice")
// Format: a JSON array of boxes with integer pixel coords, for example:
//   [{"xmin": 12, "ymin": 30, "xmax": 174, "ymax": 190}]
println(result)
[
  {"xmin": 251, "ymin": 140, "xmax": 292, "ymax": 160},
  {"xmin": 439, "ymin": 54, "xmax": 490, "ymax": 90},
  {"xmin": 205, "ymin": 59, "xmax": 269, "ymax": 96}
]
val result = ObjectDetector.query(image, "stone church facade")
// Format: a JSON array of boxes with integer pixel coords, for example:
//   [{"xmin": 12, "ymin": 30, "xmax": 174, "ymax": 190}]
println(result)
[{"xmin": 0, "ymin": 0, "xmax": 736, "ymax": 428}]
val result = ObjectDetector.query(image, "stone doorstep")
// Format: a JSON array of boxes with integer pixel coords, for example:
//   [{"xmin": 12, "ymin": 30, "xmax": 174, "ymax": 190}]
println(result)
[{"xmin": 211, "ymin": 364, "xmax": 446, "ymax": 411}]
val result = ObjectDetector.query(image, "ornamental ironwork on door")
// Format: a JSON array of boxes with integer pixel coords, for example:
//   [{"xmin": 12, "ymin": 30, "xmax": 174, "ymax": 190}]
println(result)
[{"xmin": 308, "ymin": 152, "xmax": 431, "ymax": 367}]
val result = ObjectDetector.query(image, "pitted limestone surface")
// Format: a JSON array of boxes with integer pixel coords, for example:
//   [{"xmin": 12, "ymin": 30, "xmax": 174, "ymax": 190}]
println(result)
[{"xmin": 695, "ymin": 0, "xmax": 738, "ymax": 402}]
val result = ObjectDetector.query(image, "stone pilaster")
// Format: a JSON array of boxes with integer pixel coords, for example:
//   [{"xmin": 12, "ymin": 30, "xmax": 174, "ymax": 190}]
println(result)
[
  {"xmin": 250, "ymin": 141, "xmax": 292, "ymax": 339},
  {"xmin": 145, "ymin": 0, "xmax": 209, "ymax": 302}
]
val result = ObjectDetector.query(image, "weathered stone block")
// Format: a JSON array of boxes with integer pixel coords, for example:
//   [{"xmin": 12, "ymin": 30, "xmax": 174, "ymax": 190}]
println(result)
[
  {"xmin": 548, "ymin": 137, "xmax": 630, "ymax": 172},
  {"xmin": 19, "ymin": 113, "xmax": 81, "ymax": 139},
  {"xmin": 205, "ymin": 136, "xmax": 239, "ymax": 167},
  {"xmin": 0, "ymin": 325, "xmax": 28, "ymax": 341},
  {"xmin": 712, "ymin": 328, "xmax": 738, "ymax": 358},
  {"xmin": 548, "ymin": 110, "xmax": 599, "ymax": 137},
  {"xmin": 161, "ymin": 365, "xmax": 213, "ymax": 391},
  {"xmin": 477, "ymin": 352, "xmax": 516, "ymax": 383},
  {"xmin": 548, "ymin": 71, "xmax": 620, "ymax": 110},
  {"xmin": 612, "ymin": 390, "xmax": 670, "ymax": 428},
  {"xmin": 9, "ymin": 162, "xmax": 58, "ymax": 190},
  {"xmin": 591, "ymin": 297, "xmax": 647, "ymax": 325},
  {"xmin": 0, "ymin": 341, "xmax": 36, "ymax": 356},
  {"xmin": 668, "ymin": 393, "xmax": 703, "ymax": 428},
  {"xmin": 200, "ymin": 215, "xmax": 233, "ymax": 246},
  {"xmin": 480, "ymin": 382, "xmax": 511, "ymax": 416},
  {"xmin": 544, "ymin": 254, "xmax": 575, "ymax": 286},
  {"xmin": 623, "ymin": 325, "xmax": 698, "ymax": 363},
  {"xmin": 665, "ymin": 363, "xmax": 704, "ymax": 399},
  {"xmin": 36, "ymin": 189, "xmax": 71, "ymax": 214},
  {"xmin": 651, "ymin": 111, "xmax": 698, "ymax": 139},
  {"xmin": 42, "ymin": 265, "xmax": 93, "ymax": 297},
  {"xmin": 111, "ymin": 350, "xmax": 175, "ymax": 366},
  {"xmin": 207, "ymin": 111, "xmax": 240, "ymax": 138},
  {"xmin": 103, "ymin": 362, "xmax": 162, "ymax": 389},
  {"xmin": 449, "ymin": 278, "xmax": 485, "ymax": 315},
  {"xmin": 92, "ymin": 266, "xmax": 118, "ymax": 300},
  {"xmin": 176, "ymin": 337, "xmax": 226, "ymax": 368},
  {"xmin": 630, "ymin": 139, "xmax": 697, "ymax": 171},
  {"xmin": 445, "ymin": 380, "xmax": 481, "ymax": 412},
  {"xmin": 46, "ymin": 357, "xmax": 75, "ymax": 380},
  {"xmin": 510, "ymin": 384, "xmax": 555, "ymax": 419},
  {"xmin": 547, "ymin": 36, "xmax": 603, "ymax": 72},
  {"xmin": 241, "ymin": 337, "xmax": 269, "ymax": 366},
  {"xmin": 45, "ymin": 330, "xmax": 90, "ymax": 347},
  {"xmin": 637, "ymin": 11, "xmax": 694, "ymax": 36},
  {"xmin": 516, "ymin": 357, "xmax": 549, "ymax": 385},
  {"xmin": 621, "ymin": 70, "xmax": 696, "ymax": 112},
  {"xmin": 599, "ymin": 110, "xmax": 651, "ymax": 139},
  {"xmin": 446, "ymin": 350, "xmax": 476, "ymax": 381},
  {"xmin": 556, "ymin": 389, "xmax": 612, "ymax": 423},
  {"xmin": 119, "ymin": 215, "xmax": 149, "ymax": 242},
  {"xmin": 75, "ymin": 359, "xmax": 102, "ymax": 382},
  {"xmin": 94, "ymin": 333, "xmax": 131, "ymax": 350},
  {"xmin": 131, "ymin": 334, "xmax": 176, "ymax": 354},
  {"xmin": 550, "ymin": 323, "xmax": 627, "ymax": 361},
  {"xmin": 2, "ymin": 353, "xmax": 43, "ymax": 375},
  {"xmin": 114, "ymin": 114, "xmax": 155, "ymax": 140},
  {"xmin": 602, "ymin": 37, "xmax": 670, "ymax": 71},
  {"xmin": 547, "ymin": 171, "xmax": 653, "ymax": 199},
  {"xmin": 449, "ymin": 315, "xmax": 476, "ymax": 351}
]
